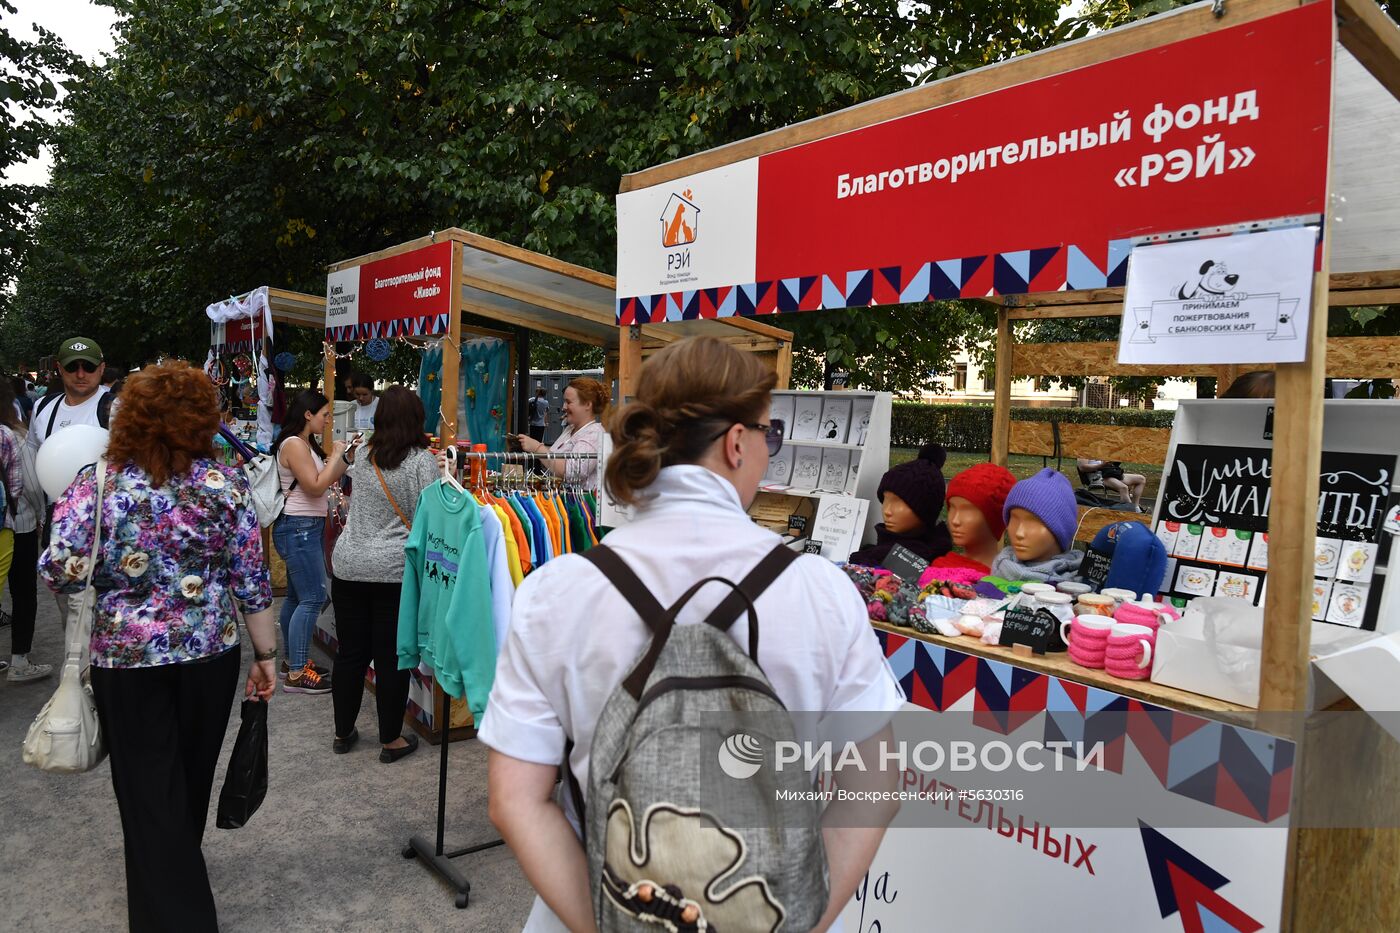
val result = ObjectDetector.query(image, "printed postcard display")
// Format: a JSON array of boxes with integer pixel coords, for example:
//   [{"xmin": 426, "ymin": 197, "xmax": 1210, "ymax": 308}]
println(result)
[{"xmin": 1156, "ymin": 445, "xmax": 1395, "ymax": 629}]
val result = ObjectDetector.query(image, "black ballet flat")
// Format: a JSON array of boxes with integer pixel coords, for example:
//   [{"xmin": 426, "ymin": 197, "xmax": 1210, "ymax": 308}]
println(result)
[
  {"xmin": 379, "ymin": 733, "xmax": 419, "ymax": 763},
  {"xmin": 333, "ymin": 728, "xmax": 359, "ymax": 754}
]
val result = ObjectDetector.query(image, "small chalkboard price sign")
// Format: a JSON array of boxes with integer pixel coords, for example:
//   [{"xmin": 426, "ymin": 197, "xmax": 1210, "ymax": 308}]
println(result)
[
  {"xmin": 883, "ymin": 544, "xmax": 930, "ymax": 585},
  {"xmin": 1079, "ymin": 546, "xmax": 1113, "ymax": 590},
  {"xmin": 788, "ymin": 514, "xmax": 809, "ymax": 535},
  {"xmin": 998, "ymin": 606, "xmax": 1066, "ymax": 655},
  {"xmin": 803, "ymin": 540, "xmax": 824, "ymax": 555}
]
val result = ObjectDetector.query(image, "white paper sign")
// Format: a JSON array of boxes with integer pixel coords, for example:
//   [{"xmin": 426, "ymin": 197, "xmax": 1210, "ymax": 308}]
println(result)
[
  {"xmin": 1118, "ymin": 226, "xmax": 1316, "ymax": 365},
  {"xmin": 811, "ymin": 495, "xmax": 867, "ymax": 563}
]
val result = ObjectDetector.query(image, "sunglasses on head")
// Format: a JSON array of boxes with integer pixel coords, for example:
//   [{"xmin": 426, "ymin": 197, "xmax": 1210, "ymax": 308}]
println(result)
[
  {"xmin": 710, "ymin": 419, "xmax": 785, "ymax": 457},
  {"xmin": 63, "ymin": 360, "xmax": 98, "ymax": 374}
]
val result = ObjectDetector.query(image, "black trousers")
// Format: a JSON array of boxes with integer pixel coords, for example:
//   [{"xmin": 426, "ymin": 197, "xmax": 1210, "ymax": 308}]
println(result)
[
  {"xmin": 331, "ymin": 577, "xmax": 411, "ymax": 744},
  {"xmin": 90, "ymin": 648, "xmax": 240, "ymax": 933},
  {"xmin": 6, "ymin": 529, "xmax": 38, "ymax": 654},
  {"xmin": 528, "ymin": 424, "xmax": 547, "ymax": 442}
]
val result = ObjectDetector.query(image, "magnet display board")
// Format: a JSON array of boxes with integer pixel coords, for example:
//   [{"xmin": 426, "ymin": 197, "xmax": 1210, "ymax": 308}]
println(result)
[{"xmin": 1153, "ymin": 400, "xmax": 1400, "ymax": 631}]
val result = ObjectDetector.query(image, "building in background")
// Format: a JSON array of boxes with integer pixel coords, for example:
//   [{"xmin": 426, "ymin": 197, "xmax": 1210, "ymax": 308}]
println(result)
[{"xmin": 925, "ymin": 350, "xmax": 1198, "ymax": 410}]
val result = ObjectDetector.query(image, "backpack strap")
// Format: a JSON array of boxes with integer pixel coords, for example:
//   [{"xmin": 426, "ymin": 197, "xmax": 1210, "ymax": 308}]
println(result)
[
  {"xmin": 581, "ymin": 546, "xmax": 671, "ymax": 700},
  {"xmin": 698, "ymin": 542, "xmax": 799, "ymax": 665},
  {"xmin": 36, "ymin": 391, "xmax": 63, "ymax": 439}
]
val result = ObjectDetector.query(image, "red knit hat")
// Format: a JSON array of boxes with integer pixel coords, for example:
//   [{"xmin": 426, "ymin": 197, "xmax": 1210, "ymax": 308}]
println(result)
[{"xmin": 945, "ymin": 463, "xmax": 1017, "ymax": 540}]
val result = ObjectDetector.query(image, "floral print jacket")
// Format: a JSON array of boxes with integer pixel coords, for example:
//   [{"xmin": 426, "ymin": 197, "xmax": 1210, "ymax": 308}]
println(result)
[{"xmin": 40, "ymin": 458, "xmax": 272, "ymax": 669}]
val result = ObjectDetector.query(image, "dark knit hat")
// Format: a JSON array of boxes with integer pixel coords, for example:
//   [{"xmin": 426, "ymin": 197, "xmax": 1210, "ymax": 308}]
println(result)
[
  {"xmin": 946, "ymin": 462, "xmax": 1018, "ymax": 540},
  {"xmin": 1003, "ymin": 468, "xmax": 1079, "ymax": 552},
  {"xmin": 877, "ymin": 444, "xmax": 948, "ymax": 532}
]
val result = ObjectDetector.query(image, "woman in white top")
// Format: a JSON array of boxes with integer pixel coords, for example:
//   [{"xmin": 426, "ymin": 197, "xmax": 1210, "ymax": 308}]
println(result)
[
  {"xmin": 482, "ymin": 338, "xmax": 904, "ymax": 933},
  {"xmin": 272, "ymin": 389, "xmax": 356, "ymax": 694},
  {"xmin": 516, "ymin": 376, "xmax": 606, "ymax": 490},
  {"xmin": 350, "ymin": 373, "xmax": 379, "ymax": 431}
]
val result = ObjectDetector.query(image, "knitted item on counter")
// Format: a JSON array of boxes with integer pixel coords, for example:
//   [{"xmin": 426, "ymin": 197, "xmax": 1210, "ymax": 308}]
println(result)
[
  {"xmin": 1002, "ymin": 468, "xmax": 1079, "ymax": 552},
  {"xmin": 1113, "ymin": 602, "xmax": 1162, "ymax": 631},
  {"xmin": 946, "ymin": 462, "xmax": 1018, "ymax": 539},
  {"xmin": 1068, "ymin": 645, "xmax": 1107, "ymax": 670},
  {"xmin": 916, "ymin": 579, "xmax": 979, "ymax": 602},
  {"xmin": 990, "ymin": 547, "xmax": 1085, "ymax": 584},
  {"xmin": 1089, "ymin": 521, "xmax": 1168, "ymax": 601},
  {"xmin": 844, "ymin": 564, "xmax": 930, "ymax": 633},
  {"xmin": 974, "ymin": 579, "xmax": 1013, "ymax": 599},
  {"xmin": 917, "ymin": 562, "xmax": 986, "ymax": 588},
  {"xmin": 877, "ymin": 444, "xmax": 949, "ymax": 532},
  {"xmin": 1105, "ymin": 658, "xmax": 1152, "ymax": 681}
]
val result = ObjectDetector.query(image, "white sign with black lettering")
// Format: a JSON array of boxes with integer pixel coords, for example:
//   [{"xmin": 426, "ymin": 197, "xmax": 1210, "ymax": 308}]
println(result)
[{"xmin": 1118, "ymin": 226, "xmax": 1316, "ymax": 366}]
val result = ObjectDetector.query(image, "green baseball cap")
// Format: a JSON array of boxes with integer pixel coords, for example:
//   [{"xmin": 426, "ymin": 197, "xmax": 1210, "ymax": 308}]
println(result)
[{"xmin": 57, "ymin": 336, "xmax": 103, "ymax": 366}]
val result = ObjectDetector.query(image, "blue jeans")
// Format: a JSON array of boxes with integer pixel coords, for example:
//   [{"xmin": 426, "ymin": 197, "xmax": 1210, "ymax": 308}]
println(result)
[{"xmin": 273, "ymin": 514, "xmax": 326, "ymax": 670}]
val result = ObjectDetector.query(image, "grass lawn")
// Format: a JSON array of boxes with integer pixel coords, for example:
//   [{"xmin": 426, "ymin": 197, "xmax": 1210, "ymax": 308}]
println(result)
[{"xmin": 890, "ymin": 448, "xmax": 1164, "ymax": 506}]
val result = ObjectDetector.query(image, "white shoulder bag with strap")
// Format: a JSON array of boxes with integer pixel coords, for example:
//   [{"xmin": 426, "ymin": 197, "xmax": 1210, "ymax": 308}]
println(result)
[{"xmin": 23, "ymin": 458, "xmax": 109, "ymax": 773}]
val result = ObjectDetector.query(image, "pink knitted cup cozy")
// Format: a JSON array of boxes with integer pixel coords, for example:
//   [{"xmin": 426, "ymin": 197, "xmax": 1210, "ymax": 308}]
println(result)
[{"xmin": 1113, "ymin": 602, "xmax": 1161, "ymax": 632}]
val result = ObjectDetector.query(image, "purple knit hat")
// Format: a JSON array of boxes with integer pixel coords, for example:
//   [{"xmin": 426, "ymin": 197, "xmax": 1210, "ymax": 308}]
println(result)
[{"xmin": 1002, "ymin": 468, "xmax": 1078, "ymax": 552}]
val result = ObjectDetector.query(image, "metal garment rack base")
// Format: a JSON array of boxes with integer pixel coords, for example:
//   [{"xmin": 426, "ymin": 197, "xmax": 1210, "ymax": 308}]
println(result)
[{"xmin": 401, "ymin": 686, "xmax": 506, "ymax": 909}]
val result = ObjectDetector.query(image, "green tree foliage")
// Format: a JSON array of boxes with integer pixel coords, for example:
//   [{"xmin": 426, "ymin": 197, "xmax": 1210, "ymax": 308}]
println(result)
[
  {"xmin": 4, "ymin": 0, "xmax": 1068, "ymax": 375},
  {"xmin": 0, "ymin": 2, "xmax": 73, "ymax": 343}
]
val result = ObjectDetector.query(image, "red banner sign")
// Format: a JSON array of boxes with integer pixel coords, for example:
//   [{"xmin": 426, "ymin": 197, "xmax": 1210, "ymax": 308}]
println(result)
[
  {"xmin": 615, "ymin": 1, "xmax": 1333, "ymax": 321},
  {"xmin": 326, "ymin": 240, "xmax": 453, "ymax": 339}
]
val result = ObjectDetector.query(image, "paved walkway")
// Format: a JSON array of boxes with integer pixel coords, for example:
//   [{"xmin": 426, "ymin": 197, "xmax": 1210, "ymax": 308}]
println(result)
[{"xmin": 0, "ymin": 588, "xmax": 533, "ymax": 932}]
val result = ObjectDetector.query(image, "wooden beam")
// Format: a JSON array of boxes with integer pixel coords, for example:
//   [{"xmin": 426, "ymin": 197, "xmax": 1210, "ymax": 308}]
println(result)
[
  {"xmin": 991, "ymin": 308, "xmax": 1013, "ymax": 467},
  {"xmin": 320, "ymin": 343, "xmax": 335, "ymax": 452},
  {"xmin": 1261, "ymin": 275, "xmax": 1329, "ymax": 713},
  {"xmin": 451, "ymin": 228, "xmax": 616, "ymax": 290},
  {"xmin": 1013, "ymin": 336, "xmax": 1400, "ymax": 378},
  {"xmin": 774, "ymin": 341, "xmax": 793, "ymax": 390},
  {"xmin": 1328, "ymin": 268, "xmax": 1400, "ymax": 289},
  {"xmin": 714, "ymin": 315, "xmax": 795, "ymax": 342},
  {"xmin": 619, "ymin": 324, "xmax": 643, "ymax": 402},
  {"xmin": 1328, "ymin": 287, "xmax": 1400, "ymax": 306},
  {"xmin": 1338, "ymin": 0, "xmax": 1400, "ymax": 103},
  {"xmin": 461, "ymin": 273, "xmax": 614, "ymax": 328},
  {"xmin": 461, "ymin": 298, "xmax": 606, "ymax": 347},
  {"xmin": 1008, "ymin": 303, "xmax": 1124, "ymax": 321},
  {"xmin": 1005, "ymin": 287, "xmax": 1125, "ymax": 308},
  {"xmin": 620, "ymin": 0, "xmax": 1304, "ymax": 192},
  {"xmin": 439, "ymin": 241, "xmax": 465, "ymax": 446},
  {"xmin": 327, "ymin": 230, "xmax": 447, "ymax": 273}
]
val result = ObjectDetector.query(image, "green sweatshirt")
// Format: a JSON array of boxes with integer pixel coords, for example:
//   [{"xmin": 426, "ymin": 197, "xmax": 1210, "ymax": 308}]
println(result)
[{"xmin": 397, "ymin": 482, "xmax": 497, "ymax": 719}]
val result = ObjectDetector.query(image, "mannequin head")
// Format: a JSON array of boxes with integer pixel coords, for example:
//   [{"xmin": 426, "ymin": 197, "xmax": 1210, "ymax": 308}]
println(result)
[
  {"xmin": 1001, "ymin": 468, "xmax": 1078, "ymax": 560},
  {"xmin": 1007, "ymin": 507, "xmax": 1065, "ymax": 562},
  {"xmin": 881, "ymin": 491, "xmax": 925, "ymax": 536},
  {"xmin": 945, "ymin": 463, "xmax": 1016, "ymax": 559},
  {"xmin": 947, "ymin": 497, "xmax": 993, "ymax": 549},
  {"xmin": 875, "ymin": 443, "xmax": 948, "ymax": 537}
]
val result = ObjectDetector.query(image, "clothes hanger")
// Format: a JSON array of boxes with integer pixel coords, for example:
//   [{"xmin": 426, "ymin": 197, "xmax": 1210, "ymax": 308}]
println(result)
[{"xmin": 441, "ymin": 445, "xmax": 466, "ymax": 494}]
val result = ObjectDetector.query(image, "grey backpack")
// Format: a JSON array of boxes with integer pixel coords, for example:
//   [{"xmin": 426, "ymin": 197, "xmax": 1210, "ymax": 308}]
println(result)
[{"xmin": 568, "ymin": 543, "xmax": 828, "ymax": 932}]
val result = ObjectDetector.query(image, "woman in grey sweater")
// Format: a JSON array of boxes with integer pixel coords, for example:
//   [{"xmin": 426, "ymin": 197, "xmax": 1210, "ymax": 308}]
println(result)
[{"xmin": 330, "ymin": 386, "xmax": 438, "ymax": 762}]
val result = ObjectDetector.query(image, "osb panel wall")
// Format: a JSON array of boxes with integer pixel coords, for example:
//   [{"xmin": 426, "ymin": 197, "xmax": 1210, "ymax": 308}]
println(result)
[
  {"xmin": 1013, "ymin": 337, "xmax": 1400, "ymax": 379},
  {"xmin": 1075, "ymin": 505, "xmax": 1149, "ymax": 544},
  {"xmin": 1011, "ymin": 422, "xmax": 1171, "ymax": 465}
]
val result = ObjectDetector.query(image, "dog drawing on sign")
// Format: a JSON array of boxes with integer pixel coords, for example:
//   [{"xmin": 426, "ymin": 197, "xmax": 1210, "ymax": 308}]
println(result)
[{"xmin": 1176, "ymin": 260, "xmax": 1246, "ymax": 301}]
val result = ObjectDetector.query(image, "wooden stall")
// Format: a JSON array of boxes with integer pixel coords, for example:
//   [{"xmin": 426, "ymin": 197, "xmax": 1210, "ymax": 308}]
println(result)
[
  {"xmin": 612, "ymin": 1, "xmax": 1400, "ymax": 928},
  {"xmin": 325, "ymin": 229, "xmax": 792, "ymax": 454}
]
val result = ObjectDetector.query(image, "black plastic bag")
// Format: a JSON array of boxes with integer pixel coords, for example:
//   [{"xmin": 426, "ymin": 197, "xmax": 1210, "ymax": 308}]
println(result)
[{"xmin": 216, "ymin": 699, "xmax": 268, "ymax": 829}]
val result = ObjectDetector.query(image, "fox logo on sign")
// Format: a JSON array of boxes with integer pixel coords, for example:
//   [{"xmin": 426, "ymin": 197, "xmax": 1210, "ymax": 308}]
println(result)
[{"xmin": 660, "ymin": 189, "xmax": 700, "ymax": 247}]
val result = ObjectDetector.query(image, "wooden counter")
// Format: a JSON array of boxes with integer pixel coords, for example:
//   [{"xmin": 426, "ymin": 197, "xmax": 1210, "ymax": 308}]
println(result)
[{"xmin": 871, "ymin": 620, "xmax": 1263, "ymax": 727}]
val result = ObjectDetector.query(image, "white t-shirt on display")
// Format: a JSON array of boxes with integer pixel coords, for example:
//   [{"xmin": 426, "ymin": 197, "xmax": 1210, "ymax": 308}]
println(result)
[
  {"xmin": 478, "ymin": 464, "xmax": 904, "ymax": 933},
  {"xmin": 353, "ymin": 396, "xmax": 379, "ymax": 430}
]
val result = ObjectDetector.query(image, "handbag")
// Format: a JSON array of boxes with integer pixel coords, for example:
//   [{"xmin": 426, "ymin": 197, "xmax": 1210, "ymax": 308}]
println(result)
[
  {"xmin": 22, "ymin": 458, "xmax": 108, "ymax": 773},
  {"xmin": 373, "ymin": 459, "xmax": 412, "ymax": 531},
  {"xmin": 216, "ymin": 698, "xmax": 269, "ymax": 829},
  {"xmin": 243, "ymin": 452, "xmax": 286, "ymax": 528}
]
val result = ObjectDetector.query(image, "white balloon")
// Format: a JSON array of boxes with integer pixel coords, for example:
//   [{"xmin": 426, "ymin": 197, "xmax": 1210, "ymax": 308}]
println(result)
[{"xmin": 36, "ymin": 425, "xmax": 110, "ymax": 500}]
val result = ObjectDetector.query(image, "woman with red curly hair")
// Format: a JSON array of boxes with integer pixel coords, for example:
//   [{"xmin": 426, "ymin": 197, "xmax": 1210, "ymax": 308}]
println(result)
[{"xmin": 40, "ymin": 360, "xmax": 278, "ymax": 931}]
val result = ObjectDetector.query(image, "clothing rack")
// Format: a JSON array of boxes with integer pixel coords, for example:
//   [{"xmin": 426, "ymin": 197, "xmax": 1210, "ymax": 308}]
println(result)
[
  {"xmin": 402, "ymin": 688, "xmax": 505, "ymax": 910},
  {"xmin": 404, "ymin": 451, "xmax": 597, "ymax": 908}
]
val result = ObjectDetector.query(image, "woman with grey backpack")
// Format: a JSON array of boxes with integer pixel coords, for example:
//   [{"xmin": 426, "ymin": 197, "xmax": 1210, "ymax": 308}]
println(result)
[{"xmin": 481, "ymin": 337, "xmax": 904, "ymax": 932}]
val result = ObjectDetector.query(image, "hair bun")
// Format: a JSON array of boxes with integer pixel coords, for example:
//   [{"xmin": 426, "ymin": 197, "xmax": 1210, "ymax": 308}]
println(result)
[{"xmin": 917, "ymin": 443, "xmax": 948, "ymax": 471}]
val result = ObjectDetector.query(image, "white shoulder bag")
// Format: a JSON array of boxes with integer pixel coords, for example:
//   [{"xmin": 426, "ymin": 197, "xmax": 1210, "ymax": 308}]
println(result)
[{"xmin": 23, "ymin": 458, "xmax": 109, "ymax": 773}]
